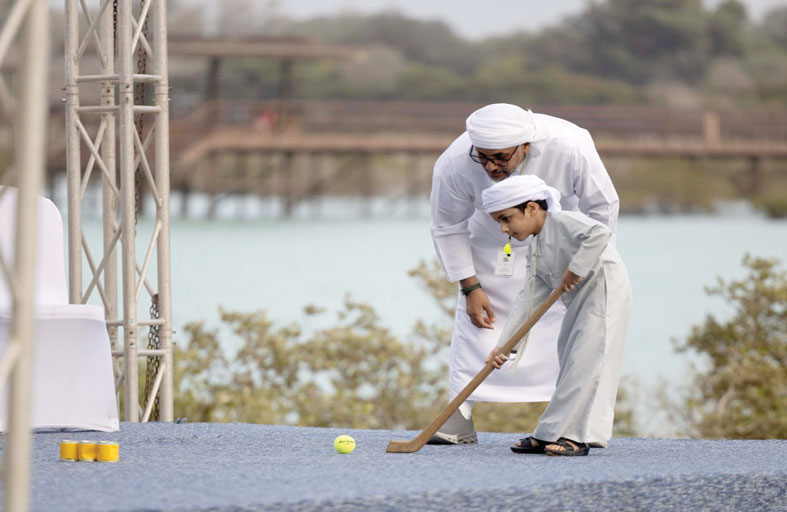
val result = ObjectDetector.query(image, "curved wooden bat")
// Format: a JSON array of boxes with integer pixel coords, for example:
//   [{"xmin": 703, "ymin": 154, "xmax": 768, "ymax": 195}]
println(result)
[{"xmin": 386, "ymin": 286, "xmax": 563, "ymax": 453}]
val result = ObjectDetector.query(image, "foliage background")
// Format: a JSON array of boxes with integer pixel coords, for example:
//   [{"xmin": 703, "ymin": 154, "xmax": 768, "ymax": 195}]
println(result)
[
  {"xmin": 173, "ymin": 254, "xmax": 785, "ymax": 439},
  {"xmin": 163, "ymin": 0, "xmax": 787, "ymax": 108},
  {"xmin": 173, "ymin": 259, "xmax": 638, "ymax": 436},
  {"xmin": 665, "ymin": 255, "xmax": 786, "ymax": 438}
]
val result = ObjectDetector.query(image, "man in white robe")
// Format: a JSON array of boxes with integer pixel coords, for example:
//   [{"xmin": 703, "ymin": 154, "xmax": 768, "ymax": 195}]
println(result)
[
  {"xmin": 482, "ymin": 175, "xmax": 632, "ymax": 455},
  {"xmin": 429, "ymin": 103, "xmax": 620, "ymax": 444}
]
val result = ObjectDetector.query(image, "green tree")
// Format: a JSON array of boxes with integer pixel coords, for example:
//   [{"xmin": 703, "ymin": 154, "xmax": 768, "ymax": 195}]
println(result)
[
  {"xmin": 672, "ymin": 255, "xmax": 787, "ymax": 438},
  {"xmin": 174, "ymin": 299, "xmax": 449, "ymax": 429},
  {"xmin": 760, "ymin": 6, "xmax": 787, "ymax": 49},
  {"xmin": 472, "ymin": 63, "xmax": 641, "ymax": 105},
  {"xmin": 547, "ymin": 0, "xmax": 711, "ymax": 84},
  {"xmin": 160, "ymin": 0, "xmax": 787, "ymax": 107},
  {"xmin": 396, "ymin": 63, "xmax": 468, "ymax": 101},
  {"xmin": 292, "ymin": 11, "xmax": 482, "ymax": 76},
  {"xmin": 708, "ymin": 0, "xmax": 748, "ymax": 57},
  {"xmin": 740, "ymin": 6, "xmax": 787, "ymax": 106}
]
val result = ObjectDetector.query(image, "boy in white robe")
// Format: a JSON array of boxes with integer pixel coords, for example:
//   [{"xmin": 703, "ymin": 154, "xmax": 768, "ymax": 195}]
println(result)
[{"xmin": 482, "ymin": 175, "xmax": 632, "ymax": 456}]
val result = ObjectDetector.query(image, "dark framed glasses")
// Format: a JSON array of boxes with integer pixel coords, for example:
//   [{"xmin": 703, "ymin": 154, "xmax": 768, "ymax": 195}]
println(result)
[{"xmin": 469, "ymin": 145, "xmax": 520, "ymax": 166}]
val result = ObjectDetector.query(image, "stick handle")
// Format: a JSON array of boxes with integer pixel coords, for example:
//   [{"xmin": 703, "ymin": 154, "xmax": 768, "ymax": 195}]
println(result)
[
  {"xmin": 415, "ymin": 286, "xmax": 564, "ymax": 444},
  {"xmin": 495, "ymin": 286, "xmax": 564, "ymax": 357}
]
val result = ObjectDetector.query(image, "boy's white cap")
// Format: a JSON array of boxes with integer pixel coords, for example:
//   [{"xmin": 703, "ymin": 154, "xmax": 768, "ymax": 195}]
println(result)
[
  {"xmin": 466, "ymin": 103, "xmax": 540, "ymax": 149},
  {"xmin": 482, "ymin": 175, "xmax": 562, "ymax": 214}
]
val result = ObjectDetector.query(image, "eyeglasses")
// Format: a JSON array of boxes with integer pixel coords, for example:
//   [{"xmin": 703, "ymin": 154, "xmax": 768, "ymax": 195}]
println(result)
[{"xmin": 469, "ymin": 145, "xmax": 520, "ymax": 166}]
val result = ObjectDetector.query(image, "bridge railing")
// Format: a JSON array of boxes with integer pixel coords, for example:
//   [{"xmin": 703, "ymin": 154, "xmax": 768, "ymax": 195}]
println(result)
[
  {"xmin": 4, "ymin": 100, "xmax": 787, "ymax": 173},
  {"xmin": 168, "ymin": 99, "xmax": 787, "ymax": 143}
]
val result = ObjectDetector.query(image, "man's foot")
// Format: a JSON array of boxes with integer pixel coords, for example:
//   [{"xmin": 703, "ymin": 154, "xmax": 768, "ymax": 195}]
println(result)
[
  {"xmin": 427, "ymin": 408, "xmax": 477, "ymax": 445},
  {"xmin": 544, "ymin": 437, "xmax": 590, "ymax": 457},
  {"xmin": 510, "ymin": 436, "xmax": 548, "ymax": 454}
]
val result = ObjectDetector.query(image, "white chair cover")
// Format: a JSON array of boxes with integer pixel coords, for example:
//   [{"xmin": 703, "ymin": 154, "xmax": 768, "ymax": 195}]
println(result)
[
  {"xmin": 0, "ymin": 186, "xmax": 119, "ymax": 432},
  {"xmin": 0, "ymin": 306, "xmax": 119, "ymax": 431},
  {"xmin": 0, "ymin": 186, "xmax": 68, "ymax": 308}
]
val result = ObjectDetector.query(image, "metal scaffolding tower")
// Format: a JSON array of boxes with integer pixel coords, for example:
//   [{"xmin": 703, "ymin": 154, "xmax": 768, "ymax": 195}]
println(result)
[
  {"xmin": 0, "ymin": 0, "xmax": 50, "ymax": 509},
  {"xmin": 64, "ymin": 0, "xmax": 173, "ymax": 422}
]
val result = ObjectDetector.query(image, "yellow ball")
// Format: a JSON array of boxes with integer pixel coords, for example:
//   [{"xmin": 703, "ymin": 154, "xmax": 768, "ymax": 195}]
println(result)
[{"xmin": 333, "ymin": 435, "xmax": 356, "ymax": 454}]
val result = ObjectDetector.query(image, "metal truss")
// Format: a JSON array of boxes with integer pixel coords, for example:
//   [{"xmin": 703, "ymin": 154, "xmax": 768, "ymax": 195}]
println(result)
[
  {"xmin": 64, "ymin": 0, "xmax": 172, "ymax": 423},
  {"xmin": 0, "ymin": 0, "xmax": 49, "ymax": 509}
]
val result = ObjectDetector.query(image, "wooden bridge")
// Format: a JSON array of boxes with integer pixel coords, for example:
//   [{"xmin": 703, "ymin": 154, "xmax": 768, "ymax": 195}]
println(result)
[
  {"xmin": 161, "ymin": 100, "xmax": 787, "ymax": 215},
  {"xmin": 5, "ymin": 100, "xmax": 787, "ymax": 216}
]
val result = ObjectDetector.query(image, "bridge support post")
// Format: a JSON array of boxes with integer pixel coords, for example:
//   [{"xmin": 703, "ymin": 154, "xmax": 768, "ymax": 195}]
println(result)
[
  {"xmin": 703, "ymin": 111, "xmax": 720, "ymax": 146},
  {"xmin": 408, "ymin": 152, "xmax": 425, "ymax": 216},
  {"xmin": 280, "ymin": 151, "xmax": 294, "ymax": 217},
  {"xmin": 747, "ymin": 156, "xmax": 762, "ymax": 197}
]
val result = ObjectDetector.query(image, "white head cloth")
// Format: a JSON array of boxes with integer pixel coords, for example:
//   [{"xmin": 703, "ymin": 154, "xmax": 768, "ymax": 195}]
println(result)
[
  {"xmin": 466, "ymin": 103, "xmax": 539, "ymax": 149},
  {"xmin": 482, "ymin": 175, "xmax": 562, "ymax": 214}
]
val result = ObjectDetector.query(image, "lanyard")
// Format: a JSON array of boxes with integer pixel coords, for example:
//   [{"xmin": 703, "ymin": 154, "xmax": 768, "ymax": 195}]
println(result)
[{"xmin": 508, "ymin": 233, "xmax": 540, "ymax": 372}]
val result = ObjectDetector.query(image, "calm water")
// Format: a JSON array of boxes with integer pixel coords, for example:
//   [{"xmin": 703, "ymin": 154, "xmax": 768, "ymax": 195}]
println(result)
[{"xmin": 70, "ymin": 196, "xmax": 786, "ymax": 433}]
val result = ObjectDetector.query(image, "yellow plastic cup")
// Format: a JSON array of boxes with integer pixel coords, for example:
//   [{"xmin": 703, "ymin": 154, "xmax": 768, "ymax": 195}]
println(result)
[
  {"xmin": 59, "ymin": 440, "xmax": 78, "ymax": 461},
  {"xmin": 97, "ymin": 441, "xmax": 119, "ymax": 462},
  {"xmin": 78, "ymin": 441, "xmax": 97, "ymax": 462}
]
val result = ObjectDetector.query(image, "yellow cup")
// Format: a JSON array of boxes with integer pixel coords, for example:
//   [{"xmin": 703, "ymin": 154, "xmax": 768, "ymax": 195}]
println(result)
[
  {"xmin": 78, "ymin": 441, "xmax": 97, "ymax": 462},
  {"xmin": 97, "ymin": 441, "xmax": 119, "ymax": 462},
  {"xmin": 60, "ymin": 440, "xmax": 78, "ymax": 461}
]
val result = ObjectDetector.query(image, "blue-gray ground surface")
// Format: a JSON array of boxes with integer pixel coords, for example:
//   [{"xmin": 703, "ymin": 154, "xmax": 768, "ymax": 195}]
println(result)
[{"xmin": 1, "ymin": 422, "xmax": 785, "ymax": 511}]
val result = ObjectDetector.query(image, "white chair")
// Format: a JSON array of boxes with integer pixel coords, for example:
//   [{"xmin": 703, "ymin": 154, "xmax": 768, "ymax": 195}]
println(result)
[{"xmin": 0, "ymin": 186, "xmax": 119, "ymax": 431}]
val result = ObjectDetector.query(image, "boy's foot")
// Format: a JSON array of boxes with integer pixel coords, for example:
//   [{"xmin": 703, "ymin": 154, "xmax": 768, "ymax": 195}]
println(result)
[
  {"xmin": 544, "ymin": 437, "xmax": 590, "ymax": 457},
  {"xmin": 427, "ymin": 409, "xmax": 477, "ymax": 445},
  {"xmin": 510, "ymin": 436, "xmax": 548, "ymax": 454}
]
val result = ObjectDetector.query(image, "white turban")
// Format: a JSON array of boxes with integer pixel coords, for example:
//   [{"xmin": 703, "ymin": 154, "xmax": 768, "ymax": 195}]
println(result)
[
  {"xmin": 482, "ymin": 175, "xmax": 562, "ymax": 214},
  {"xmin": 466, "ymin": 103, "xmax": 539, "ymax": 150}
]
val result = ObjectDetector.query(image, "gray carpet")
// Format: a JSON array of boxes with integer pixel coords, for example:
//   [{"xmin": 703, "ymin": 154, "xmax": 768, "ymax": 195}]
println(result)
[{"xmin": 1, "ymin": 422, "xmax": 784, "ymax": 511}]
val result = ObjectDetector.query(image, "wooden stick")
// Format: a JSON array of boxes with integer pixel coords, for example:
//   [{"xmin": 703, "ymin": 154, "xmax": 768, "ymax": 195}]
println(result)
[{"xmin": 386, "ymin": 286, "xmax": 563, "ymax": 453}]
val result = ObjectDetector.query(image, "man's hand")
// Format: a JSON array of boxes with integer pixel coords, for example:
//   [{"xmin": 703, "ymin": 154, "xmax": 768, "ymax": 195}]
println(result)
[
  {"xmin": 561, "ymin": 269, "xmax": 582, "ymax": 291},
  {"xmin": 485, "ymin": 346, "xmax": 508, "ymax": 370},
  {"xmin": 465, "ymin": 288, "xmax": 496, "ymax": 329}
]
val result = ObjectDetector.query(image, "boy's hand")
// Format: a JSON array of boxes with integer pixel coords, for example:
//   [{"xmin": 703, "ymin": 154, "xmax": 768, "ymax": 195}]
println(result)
[
  {"xmin": 561, "ymin": 269, "xmax": 582, "ymax": 291},
  {"xmin": 485, "ymin": 346, "xmax": 508, "ymax": 370}
]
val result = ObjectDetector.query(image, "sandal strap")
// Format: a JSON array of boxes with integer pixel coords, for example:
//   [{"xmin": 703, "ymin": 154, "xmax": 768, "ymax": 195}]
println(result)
[
  {"xmin": 518, "ymin": 436, "xmax": 547, "ymax": 447},
  {"xmin": 553, "ymin": 437, "xmax": 588, "ymax": 451}
]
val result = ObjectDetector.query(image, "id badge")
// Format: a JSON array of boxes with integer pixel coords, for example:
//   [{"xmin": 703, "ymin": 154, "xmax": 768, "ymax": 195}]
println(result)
[{"xmin": 494, "ymin": 250, "xmax": 515, "ymax": 276}]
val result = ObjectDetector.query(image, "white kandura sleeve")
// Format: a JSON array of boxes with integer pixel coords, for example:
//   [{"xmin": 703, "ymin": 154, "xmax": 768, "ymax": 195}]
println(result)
[
  {"xmin": 572, "ymin": 137, "xmax": 620, "ymax": 236},
  {"xmin": 430, "ymin": 162, "xmax": 477, "ymax": 282},
  {"xmin": 567, "ymin": 219, "xmax": 612, "ymax": 278}
]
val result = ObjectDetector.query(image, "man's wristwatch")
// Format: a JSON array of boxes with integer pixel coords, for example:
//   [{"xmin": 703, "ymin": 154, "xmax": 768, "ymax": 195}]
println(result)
[{"xmin": 461, "ymin": 283, "xmax": 482, "ymax": 296}]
